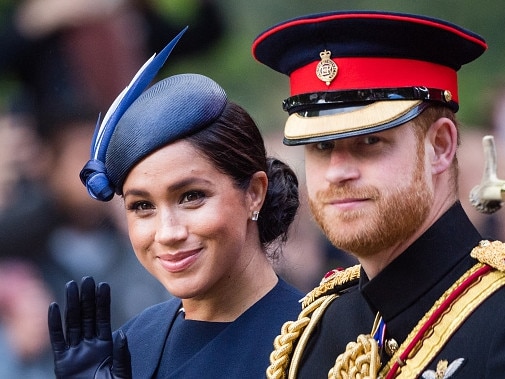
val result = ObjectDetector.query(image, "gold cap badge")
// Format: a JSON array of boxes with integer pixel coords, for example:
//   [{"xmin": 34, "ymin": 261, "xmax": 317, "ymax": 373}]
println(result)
[{"xmin": 316, "ymin": 50, "xmax": 338, "ymax": 86}]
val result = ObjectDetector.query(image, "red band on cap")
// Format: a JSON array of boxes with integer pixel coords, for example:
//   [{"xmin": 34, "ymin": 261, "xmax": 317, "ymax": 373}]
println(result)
[{"xmin": 289, "ymin": 57, "xmax": 458, "ymax": 102}]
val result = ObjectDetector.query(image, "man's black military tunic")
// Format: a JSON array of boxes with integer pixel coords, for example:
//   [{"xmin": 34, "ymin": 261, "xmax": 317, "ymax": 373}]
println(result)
[{"xmin": 297, "ymin": 202, "xmax": 505, "ymax": 378}]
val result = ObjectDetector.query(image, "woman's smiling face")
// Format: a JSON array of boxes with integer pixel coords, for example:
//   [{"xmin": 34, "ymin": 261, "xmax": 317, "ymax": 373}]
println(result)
[{"xmin": 122, "ymin": 140, "xmax": 260, "ymax": 301}]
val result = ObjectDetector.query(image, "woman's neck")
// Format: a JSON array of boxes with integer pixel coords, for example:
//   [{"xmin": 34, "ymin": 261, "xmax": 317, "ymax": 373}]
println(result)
[{"xmin": 182, "ymin": 252, "xmax": 278, "ymax": 322}]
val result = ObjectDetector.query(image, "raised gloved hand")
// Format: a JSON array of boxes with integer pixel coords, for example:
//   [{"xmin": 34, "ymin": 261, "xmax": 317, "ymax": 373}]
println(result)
[{"xmin": 48, "ymin": 276, "xmax": 132, "ymax": 379}]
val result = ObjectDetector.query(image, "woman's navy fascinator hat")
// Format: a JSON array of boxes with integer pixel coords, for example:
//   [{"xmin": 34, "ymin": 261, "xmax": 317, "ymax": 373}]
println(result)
[{"xmin": 80, "ymin": 27, "xmax": 227, "ymax": 201}]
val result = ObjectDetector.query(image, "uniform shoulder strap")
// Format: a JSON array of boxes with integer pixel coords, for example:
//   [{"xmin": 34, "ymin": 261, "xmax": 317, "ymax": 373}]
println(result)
[
  {"xmin": 301, "ymin": 264, "xmax": 361, "ymax": 308},
  {"xmin": 470, "ymin": 239, "xmax": 505, "ymax": 271}
]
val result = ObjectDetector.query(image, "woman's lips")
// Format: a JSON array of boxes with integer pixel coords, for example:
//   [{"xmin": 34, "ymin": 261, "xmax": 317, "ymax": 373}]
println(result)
[{"xmin": 157, "ymin": 249, "xmax": 201, "ymax": 273}]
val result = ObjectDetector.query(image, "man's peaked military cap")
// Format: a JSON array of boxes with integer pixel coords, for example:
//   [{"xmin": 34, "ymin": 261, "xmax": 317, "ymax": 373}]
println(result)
[{"xmin": 252, "ymin": 11, "xmax": 487, "ymax": 145}]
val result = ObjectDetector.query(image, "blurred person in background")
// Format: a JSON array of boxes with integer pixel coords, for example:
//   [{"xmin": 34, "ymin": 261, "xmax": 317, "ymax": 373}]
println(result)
[
  {"xmin": 0, "ymin": 259, "xmax": 54, "ymax": 378},
  {"xmin": 0, "ymin": 0, "xmax": 224, "ymax": 116}
]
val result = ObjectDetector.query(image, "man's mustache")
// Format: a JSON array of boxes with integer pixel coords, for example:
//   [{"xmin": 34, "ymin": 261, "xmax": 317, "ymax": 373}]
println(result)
[{"xmin": 315, "ymin": 185, "xmax": 380, "ymax": 203}]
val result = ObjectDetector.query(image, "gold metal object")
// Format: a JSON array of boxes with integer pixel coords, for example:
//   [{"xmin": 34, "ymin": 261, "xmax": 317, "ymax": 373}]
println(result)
[
  {"xmin": 443, "ymin": 90, "xmax": 452, "ymax": 102},
  {"xmin": 384, "ymin": 338, "xmax": 399, "ymax": 357},
  {"xmin": 316, "ymin": 50, "xmax": 338, "ymax": 85}
]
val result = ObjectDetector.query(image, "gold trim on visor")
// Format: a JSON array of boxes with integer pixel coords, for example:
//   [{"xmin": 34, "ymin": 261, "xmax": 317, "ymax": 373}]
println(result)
[{"xmin": 284, "ymin": 100, "xmax": 422, "ymax": 142}]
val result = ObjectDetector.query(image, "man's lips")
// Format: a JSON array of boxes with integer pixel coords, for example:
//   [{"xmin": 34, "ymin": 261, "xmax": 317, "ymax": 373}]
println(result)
[
  {"xmin": 327, "ymin": 197, "xmax": 370, "ymax": 210},
  {"xmin": 330, "ymin": 197, "xmax": 368, "ymax": 204},
  {"xmin": 157, "ymin": 249, "xmax": 201, "ymax": 273}
]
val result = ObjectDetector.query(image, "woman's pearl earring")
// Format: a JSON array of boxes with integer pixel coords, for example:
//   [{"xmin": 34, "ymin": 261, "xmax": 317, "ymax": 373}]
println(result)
[{"xmin": 251, "ymin": 210, "xmax": 259, "ymax": 221}]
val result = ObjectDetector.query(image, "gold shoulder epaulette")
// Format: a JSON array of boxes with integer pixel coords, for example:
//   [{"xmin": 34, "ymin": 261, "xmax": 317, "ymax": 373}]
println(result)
[
  {"xmin": 470, "ymin": 240, "xmax": 505, "ymax": 272},
  {"xmin": 301, "ymin": 264, "xmax": 360, "ymax": 308}
]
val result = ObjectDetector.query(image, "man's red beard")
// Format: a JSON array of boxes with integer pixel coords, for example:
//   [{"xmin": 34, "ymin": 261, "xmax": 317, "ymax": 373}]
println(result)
[{"xmin": 309, "ymin": 152, "xmax": 433, "ymax": 258}]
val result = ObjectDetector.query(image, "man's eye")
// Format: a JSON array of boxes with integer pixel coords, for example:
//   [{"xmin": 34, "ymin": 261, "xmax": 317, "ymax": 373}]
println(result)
[
  {"xmin": 315, "ymin": 140, "xmax": 335, "ymax": 151},
  {"xmin": 181, "ymin": 191, "xmax": 205, "ymax": 204},
  {"xmin": 363, "ymin": 136, "xmax": 380, "ymax": 145}
]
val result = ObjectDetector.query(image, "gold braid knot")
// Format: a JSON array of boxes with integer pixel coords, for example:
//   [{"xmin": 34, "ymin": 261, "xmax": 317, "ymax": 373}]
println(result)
[
  {"xmin": 470, "ymin": 240, "xmax": 505, "ymax": 271},
  {"xmin": 328, "ymin": 334, "xmax": 380, "ymax": 379},
  {"xmin": 266, "ymin": 265, "xmax": 361, "ymax": 379}
]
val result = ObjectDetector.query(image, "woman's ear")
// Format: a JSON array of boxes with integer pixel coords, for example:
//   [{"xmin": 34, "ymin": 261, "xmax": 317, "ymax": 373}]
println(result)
[
  {"xmin": 247, "ymin": 171, "xmax": 268, "ymax": 212},
  {"xmin": 427, "ymin": 117, "xmax": 458, "ymax": 175}
]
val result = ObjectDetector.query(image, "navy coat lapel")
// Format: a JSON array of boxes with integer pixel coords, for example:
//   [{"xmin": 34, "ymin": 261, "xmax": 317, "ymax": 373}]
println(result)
[{"xmin": 118, "ymin": 298, "xmax": 181, "ymax": 378}]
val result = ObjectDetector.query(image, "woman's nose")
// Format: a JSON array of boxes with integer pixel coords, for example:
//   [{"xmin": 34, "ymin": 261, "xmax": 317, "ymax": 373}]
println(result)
[{"xmin": 155, "ymin": 212, "xmax": 189, "ymax": 244}]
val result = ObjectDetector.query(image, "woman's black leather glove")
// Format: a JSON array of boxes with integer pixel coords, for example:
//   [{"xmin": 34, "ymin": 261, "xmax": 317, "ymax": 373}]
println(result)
[{"xmin": 48, "ymin": 276, "xmax": 132, "ymax": 379}]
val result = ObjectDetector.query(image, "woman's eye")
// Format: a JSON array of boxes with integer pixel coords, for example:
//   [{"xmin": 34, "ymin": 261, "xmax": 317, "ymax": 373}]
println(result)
[
  {"xmin": 127, "ymin": 201, "xmax": 153, "ymax": 211},
  {"xmin": 181, "ymin": 191, "xmax": 205, "ymax": 204}
]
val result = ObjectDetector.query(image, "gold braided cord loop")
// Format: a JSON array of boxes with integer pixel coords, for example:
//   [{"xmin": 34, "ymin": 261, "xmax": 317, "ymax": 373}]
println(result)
[
  {"xmin": 267, "ymin": 265, "xmax": 361, "ymax": 379},
  {"xmin": 289, "ymin": 295, "xmax": 338, "ymax": 379},
  {"xmin": 266, "ymin": 296, "xmax": 334, "ymax": 379},
  {"xmin": 328, "ymin": 334, "xmax": 380, "ymax": 379},
  {"xmin": 267, "ymin": 319, "xmax": 309, "ymax": 379}
]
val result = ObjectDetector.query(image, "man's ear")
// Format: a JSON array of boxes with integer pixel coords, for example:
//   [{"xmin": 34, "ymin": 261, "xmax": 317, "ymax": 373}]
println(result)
[{"xmin": 427, "ymin": 117, "xmax": 458, "ymax": 175}]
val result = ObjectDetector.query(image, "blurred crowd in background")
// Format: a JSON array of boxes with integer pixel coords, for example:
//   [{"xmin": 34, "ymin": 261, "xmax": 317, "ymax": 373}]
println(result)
[
  {"xmin": 0, "ymin": 0, "xmax": 504, "ymax": 377},
  {"xmin": 0, "ymin": 0, "xmax": 224, "ymax": 376}
]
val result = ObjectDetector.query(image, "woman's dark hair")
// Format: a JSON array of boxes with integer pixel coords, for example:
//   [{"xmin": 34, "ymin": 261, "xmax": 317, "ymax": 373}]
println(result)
[{"xmin": 185, "ymin": 101, "xmax": 299, "ymax": 258}]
